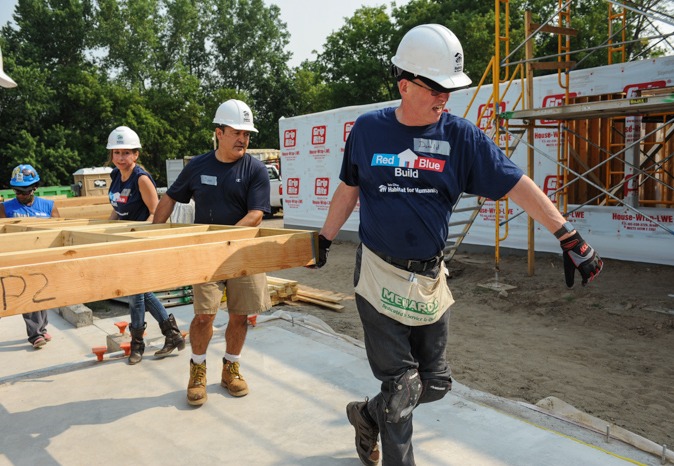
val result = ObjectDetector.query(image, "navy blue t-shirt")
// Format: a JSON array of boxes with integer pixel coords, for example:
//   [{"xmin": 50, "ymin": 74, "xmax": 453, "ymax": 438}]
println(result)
[
  {"xmin": 340, "ymin": 107, "xmax": 524, "ymax": 260},
  {"xmin": 109, "ymin": 165, "xmax": 156, "ymax": 221},
  {"xmin": 167, "ymin": 150, "xmax": 270, "ymax": 225}
]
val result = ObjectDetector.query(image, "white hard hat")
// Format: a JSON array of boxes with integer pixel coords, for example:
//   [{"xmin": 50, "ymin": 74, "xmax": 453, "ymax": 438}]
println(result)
[
  {"xmin": 391, "ymin": 24, "xmax": 472, "ymax": 92},
  {"xmin": 106, "ymin": 126, "xmax": 142, "ymax": 149},
  {"xmin": 0, "ymin": 46, "xmax": 18, "ymax": 89},
  {"xmin": 213, "ymin": 99, "xmax": 258, "ymax": 133}
]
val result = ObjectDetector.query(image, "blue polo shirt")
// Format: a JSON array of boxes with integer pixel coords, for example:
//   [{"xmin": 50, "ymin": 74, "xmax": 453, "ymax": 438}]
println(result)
[
  {"xmin": 341, "ymin": 107, "xmax": 523, "ymax": 259},
  {"xmin": 167, "ymin": 150, "xmax": 270, "ymax": 225}
]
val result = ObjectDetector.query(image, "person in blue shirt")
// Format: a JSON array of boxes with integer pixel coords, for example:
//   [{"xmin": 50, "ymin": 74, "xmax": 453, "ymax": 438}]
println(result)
[
  {"xmin": 153, "ymin": 100, "xmax": 272, "ymax": 406},
  {"xmin": 106, "ymin": 126, "xmax": 185, "ymax": 365},
  {"xmin": 313, "ymin": 24, "xmax": 603, "ymax": 466},
  {"xmin": 0, "ymin": 164, "xmax": 58, "ymax": 349}
]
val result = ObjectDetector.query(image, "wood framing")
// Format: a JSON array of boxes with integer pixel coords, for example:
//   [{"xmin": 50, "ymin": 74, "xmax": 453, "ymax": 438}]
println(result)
[
  {"xmin": 51, "ymin": 195, "xmax": 114, "ymax": 219},
  {"xmin": 0, "ymin": 218, "xmax": 317, "ymax": 316}
]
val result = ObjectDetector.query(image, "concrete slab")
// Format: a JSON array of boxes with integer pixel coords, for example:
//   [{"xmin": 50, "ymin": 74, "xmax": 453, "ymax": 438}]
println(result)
[{"xmin": 0, "ymin": 306, "xmax": 663, "ymax": 465}]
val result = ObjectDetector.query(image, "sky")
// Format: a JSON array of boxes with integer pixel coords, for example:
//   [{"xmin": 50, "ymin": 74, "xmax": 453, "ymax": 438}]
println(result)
[
  {"xmin": 0, "ymin": 0, "xmax": 409, "ymax": 68},
  {"xmin": 264, "ymin": 0, "xmax": 409, "ymax": 67}
]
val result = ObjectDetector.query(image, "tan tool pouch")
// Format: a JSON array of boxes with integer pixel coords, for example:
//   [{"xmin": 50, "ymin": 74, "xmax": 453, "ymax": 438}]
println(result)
[{"xmin": 355, "ymin": 245, "xmax": 454, "ymax": 326}]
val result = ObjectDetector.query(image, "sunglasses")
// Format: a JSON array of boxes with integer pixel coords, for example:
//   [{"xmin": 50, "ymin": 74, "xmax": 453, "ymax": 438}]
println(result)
[
  {"xmin": 408, "ymin": 79, "xmax": 448, "ymax": 97},
  {"xmin": 13, "ymin": 188, "xmax": 35, "ymax": 195}
]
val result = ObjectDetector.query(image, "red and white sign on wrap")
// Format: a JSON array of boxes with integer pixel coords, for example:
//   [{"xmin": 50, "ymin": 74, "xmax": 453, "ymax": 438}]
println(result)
[{"xmin": 278, "ymin": 58, "xmax": 674, "ymax": 266}]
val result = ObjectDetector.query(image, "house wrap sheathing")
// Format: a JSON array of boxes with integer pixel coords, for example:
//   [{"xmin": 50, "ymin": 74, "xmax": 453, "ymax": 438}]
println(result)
[{"xmin": 278, "ymin": 56, "xmax": 674, "ymax": 266}]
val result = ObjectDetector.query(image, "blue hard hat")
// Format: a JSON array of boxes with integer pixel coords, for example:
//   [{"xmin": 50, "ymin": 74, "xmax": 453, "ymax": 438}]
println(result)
[{"xmin": 10, "ymin": 164, "xmax": 40, "ymax": 187}]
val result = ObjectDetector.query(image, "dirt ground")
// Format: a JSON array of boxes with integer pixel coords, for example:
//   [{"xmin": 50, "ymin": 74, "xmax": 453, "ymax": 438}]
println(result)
[
  {"xmin": 264, "ymin": 217, "xmax": 674, "ymax": 449},
  {"xmin": 89, "ymin": 214, "xmax": 674, "ymax": 448}
]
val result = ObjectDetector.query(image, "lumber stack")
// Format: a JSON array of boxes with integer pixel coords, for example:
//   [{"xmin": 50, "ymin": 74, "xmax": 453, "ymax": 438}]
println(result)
[
  {"xmin": 112, "ymin": 278, "xmax": 345, "ymax": 312},
  {"xmin": 268, "ymin": 276, "xmax": 345, "ymax": 312},
  {"xmin": 267, "ymin": 276, "xmax": 298, "ymax": 305},
  {"xmin": 155, "ymin": 280, "xmax": 295, "ymax": 308}
]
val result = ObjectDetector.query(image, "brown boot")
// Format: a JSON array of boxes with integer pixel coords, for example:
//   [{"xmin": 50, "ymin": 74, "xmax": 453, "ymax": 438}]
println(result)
[
  {"xmin": 221, "ymin": 358, "xmax": 249, "ymax": 397},
  {"xmin": 346, "ymin": 399, "xmax": 380, "ymax": 466},
  {"xmin": 187, "ymin": 360, "xmax": 207, "ymax": 406},
  {"xmin": 155, "ymin": 314, "xmax": 186, "ymax": 358},
  {"xmin": 128, "ymin": 324, "xmax": 146, "ymax": 365}
]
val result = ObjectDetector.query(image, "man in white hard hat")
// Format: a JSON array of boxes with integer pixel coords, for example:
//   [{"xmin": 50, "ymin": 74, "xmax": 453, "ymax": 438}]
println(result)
[
  {"xmin": 153, "ymin": 99, "xmax": 271, "ymax": 406},
  {"xmin": 0, "ymin": 46, "xmax": 17, "ymax": 88},
  {"xmin": 312, "ymin": 24, "xmax": 603, "ymax": 465}
]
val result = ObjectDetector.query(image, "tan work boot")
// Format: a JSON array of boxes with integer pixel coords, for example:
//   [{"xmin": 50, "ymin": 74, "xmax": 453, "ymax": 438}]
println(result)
[
  {"xmin": 221, "ymin": 358, "xmax": 249, "ymax": 397},
  {"xmin": 187, "ymin": 360, "xmax": 207, "ymax": 406}
]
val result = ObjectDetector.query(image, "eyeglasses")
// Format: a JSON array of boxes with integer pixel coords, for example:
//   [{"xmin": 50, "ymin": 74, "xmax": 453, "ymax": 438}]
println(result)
[
  {"xmin": 408, "ymin": 79, "xmax": 448, "ymax": 97},
  {"xmin": 13, "ymin": 188, "xmax": 35, "ymax": 195}
]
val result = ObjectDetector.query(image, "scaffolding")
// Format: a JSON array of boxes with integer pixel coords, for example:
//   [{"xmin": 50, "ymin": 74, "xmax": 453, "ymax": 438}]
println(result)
[{"xmin": 446, "ymin": 0, "xmax": 674, "ymax": 275}]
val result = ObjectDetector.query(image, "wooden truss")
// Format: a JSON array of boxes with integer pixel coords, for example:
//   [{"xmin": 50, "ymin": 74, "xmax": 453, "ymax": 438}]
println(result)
[{"xmin": 0, "ymin": 218, "xmax": 317, "ymax": 317}]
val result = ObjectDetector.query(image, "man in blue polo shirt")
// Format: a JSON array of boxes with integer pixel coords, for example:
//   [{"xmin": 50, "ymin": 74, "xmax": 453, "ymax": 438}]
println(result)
[
  {"xmin": 153, "ymin": 99, "xmax": 272, "ymax": 406},
  {"xmin": 313, "ymin": 24, "xmax": 603, "ymax": 466}
]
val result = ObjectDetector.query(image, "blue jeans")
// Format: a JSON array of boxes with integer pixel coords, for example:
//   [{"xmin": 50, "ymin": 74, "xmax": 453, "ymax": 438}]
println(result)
[
  {"xmin": 354, "ymin": 245, "xmax": 452, "ymax": 466},
  {"xmin": 129, "ymin": 292, "xmax": 169, "ymax": 329}
]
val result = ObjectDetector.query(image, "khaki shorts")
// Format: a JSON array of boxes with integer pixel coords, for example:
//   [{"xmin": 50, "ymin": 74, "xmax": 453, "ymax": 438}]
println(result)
[{"xmin": 192, "ymin": 273, "xmax": 271, "ymax": 316}]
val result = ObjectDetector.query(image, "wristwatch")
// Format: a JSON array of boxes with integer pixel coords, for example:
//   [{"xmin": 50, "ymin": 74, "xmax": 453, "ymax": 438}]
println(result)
[{"xmin": 554, "ymin": 221, "xmax": 575, "ymax": 239}]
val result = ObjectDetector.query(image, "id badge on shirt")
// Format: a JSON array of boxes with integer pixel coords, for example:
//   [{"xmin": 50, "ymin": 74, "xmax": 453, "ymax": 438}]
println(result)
[{"xmin": 201, "ymin": 175, "xmax": 218, "ymax": 186}]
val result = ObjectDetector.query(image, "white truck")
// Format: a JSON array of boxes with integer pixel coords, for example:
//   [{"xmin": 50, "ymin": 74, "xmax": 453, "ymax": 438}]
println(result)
[{"xmin": 266, "ymin": 164, "xmax": 283, "ymax": 217}]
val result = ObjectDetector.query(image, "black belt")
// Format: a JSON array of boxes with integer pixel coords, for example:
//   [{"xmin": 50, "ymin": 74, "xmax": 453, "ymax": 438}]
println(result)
[{"xmin": 373, "ymin": 249, "xmax": 443, "ymax": 273}]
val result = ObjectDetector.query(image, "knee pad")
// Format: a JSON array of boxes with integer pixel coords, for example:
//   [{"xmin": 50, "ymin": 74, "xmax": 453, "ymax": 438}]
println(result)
[
  {"xmin": 418, "ymin": 377, "xmax": 452, "ymax": 404},
  {"xmin": 384, "ymin": 369, "xmax": 423, "ymax": 424}
]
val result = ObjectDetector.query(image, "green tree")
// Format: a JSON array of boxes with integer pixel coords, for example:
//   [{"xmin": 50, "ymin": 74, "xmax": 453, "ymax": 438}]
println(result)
[
  {"xmin": 286, "ymin": 61, "xmax": 333, "ymax": 116},
  {"xmin": 0, "ymin": 0, "xmax": 99, "ymax": 187},
  {"xmin": 93, "ymin": 0, "xmax": 219, "ymax": 183},
  {"xmin": 209, "ymin": 0, "xmax": 293, "ymax": 148},
  {"xmin": 392, "ymin": 0, "xmax": 494, "ymax": 83},
  {"xmin": 315, "ymin": 6, "xmax": 396, "ymax": 107},
  {"xmin": 2, "ymin": 0, "xmax": 671, "ymax": 189}
]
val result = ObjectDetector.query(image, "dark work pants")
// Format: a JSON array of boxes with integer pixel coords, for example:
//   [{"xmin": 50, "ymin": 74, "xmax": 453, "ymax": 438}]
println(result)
[
  {"xmin": 24, "ymin": 310, "xmax": 49, "ymax": 343},
  {"xmin": 354, "ymin": 245, "xmax": 452, "ymax": 466}
]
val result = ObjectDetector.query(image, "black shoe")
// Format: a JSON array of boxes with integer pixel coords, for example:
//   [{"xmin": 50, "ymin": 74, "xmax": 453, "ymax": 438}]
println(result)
[{"xmin": 346, "ymin": 399, "xmax": 380, "ymax": 465}]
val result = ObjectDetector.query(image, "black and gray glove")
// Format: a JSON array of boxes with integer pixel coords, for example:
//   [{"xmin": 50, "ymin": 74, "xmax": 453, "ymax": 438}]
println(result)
[
  {"xmin": 560, "ymin": 232, "xmax": 603, "ymax": 288},
  {"xmin": 307, "ymin": 234, "xmax": 332, "ymax": 269}
]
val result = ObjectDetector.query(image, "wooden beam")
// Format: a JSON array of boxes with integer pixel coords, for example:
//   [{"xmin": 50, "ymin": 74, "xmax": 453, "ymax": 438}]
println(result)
[
  {"xmin": 0, "ymin": 230, "xmax": 65, "ymax": 252},
  {"xmin": 0, "ymin": 221, "xmax": 316, "ymax": 315},
  {"xmin": 529, "ymin": 23, "xmax": 578, "ymax": 36},
  {"xmin": 0, "ymin": 228, "xmax": 308, "ymax": 267},
  {"xmin": 59, "ymin": 204, "xmax": 113, "ymax": 219},
  {"xmin": 53, "ymin": 195, "xmax": 110, "ymax": 207},
  {"xmin": 0, "ymin": 218, "xmax": 114, "ymax": 232},
  {"xmin": 1, "ymin": 232, "xmax": 315, "ymax": 315}
]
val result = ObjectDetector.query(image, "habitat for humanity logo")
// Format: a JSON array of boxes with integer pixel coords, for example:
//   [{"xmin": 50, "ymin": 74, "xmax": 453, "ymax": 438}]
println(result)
[{"xmin": 371, "ymin": 148, "xmax": 445, "ymax": 178}]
